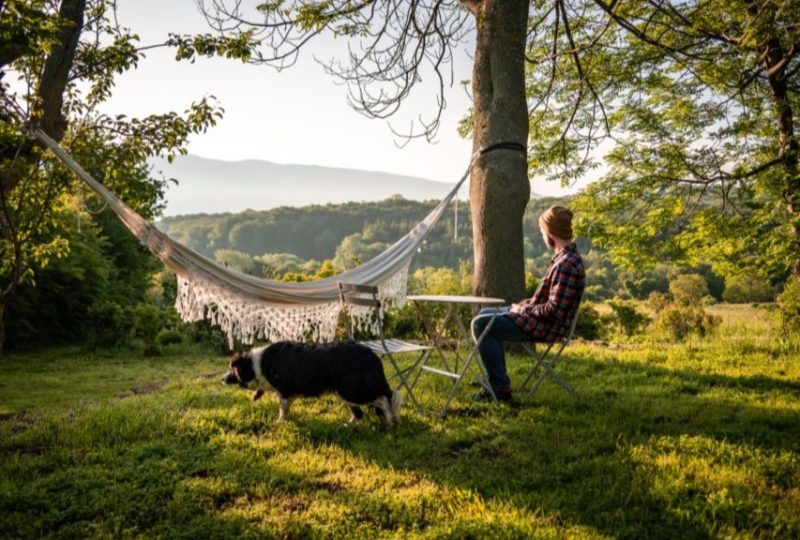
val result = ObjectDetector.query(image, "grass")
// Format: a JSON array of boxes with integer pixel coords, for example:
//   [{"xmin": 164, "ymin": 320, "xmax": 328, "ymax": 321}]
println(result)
[{"xmin": 1, "ymin": 305, "xmax": 798, "ymax": 539}]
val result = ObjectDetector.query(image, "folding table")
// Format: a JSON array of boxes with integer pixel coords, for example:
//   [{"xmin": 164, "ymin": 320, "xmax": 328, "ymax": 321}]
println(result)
[{"xmin": 406, "ymin": 294, "xmax": 505, "ymax": 418}]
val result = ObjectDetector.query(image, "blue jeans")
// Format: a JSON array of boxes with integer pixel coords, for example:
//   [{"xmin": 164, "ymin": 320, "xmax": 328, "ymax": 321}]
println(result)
[{"xmin": 472, "ymin": 307, "xmax": 532, "ymax": 393}]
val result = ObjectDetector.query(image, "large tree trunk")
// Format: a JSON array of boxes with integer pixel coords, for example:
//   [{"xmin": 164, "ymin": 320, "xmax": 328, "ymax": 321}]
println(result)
[
  {"xmin": 0, "ymin": 301, "xmax": 5, "ymax": 359},
  {"xmin": 467, "ymin": 0, "xmax": 530, "ymax": 302},
  {"xmin": 0, "ymin": 0, "xmax": 85, "ymax": 196},
  {"xmin": 761, "ymin": 36, "xmax": 800, "ymax": 277}
]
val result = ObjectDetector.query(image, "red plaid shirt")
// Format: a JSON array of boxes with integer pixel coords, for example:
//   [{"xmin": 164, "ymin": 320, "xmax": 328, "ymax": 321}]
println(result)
[{"xmin": 508, "ymin": 243, "xmax": 585, "ymax": 342}]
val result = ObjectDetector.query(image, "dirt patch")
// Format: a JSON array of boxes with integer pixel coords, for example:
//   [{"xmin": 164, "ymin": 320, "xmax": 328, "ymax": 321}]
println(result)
[{"xmin": 118, "ymin": 380, "xmax": 167, "ymax": 398}]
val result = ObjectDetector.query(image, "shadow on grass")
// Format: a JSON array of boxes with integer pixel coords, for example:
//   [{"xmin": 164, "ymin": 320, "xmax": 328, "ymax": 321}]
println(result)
[
  {"xmin": 285, "ymin": 351, "xmax": 800, "ymax": 538},
  {"xmin": 2, "ymin": 350, "xmax": 798, "ymax": 538}
]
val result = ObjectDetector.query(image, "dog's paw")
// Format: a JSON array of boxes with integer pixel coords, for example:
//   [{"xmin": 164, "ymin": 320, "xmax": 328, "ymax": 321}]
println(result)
[{"xmin": 251, "ymin": 389, "xmax": 264, "ymax": 401}]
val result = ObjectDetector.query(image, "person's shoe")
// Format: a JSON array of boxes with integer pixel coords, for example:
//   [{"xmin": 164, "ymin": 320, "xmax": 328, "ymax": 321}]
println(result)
[{"xmin": 473, "ymin": 388, "xmax": 512, "ymax": 402}]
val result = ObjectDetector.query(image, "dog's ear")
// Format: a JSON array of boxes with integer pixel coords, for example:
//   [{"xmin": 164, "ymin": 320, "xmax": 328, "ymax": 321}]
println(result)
[{"xmin": 229, "ymin": 351, "xmax": 244, "ymax": 368}]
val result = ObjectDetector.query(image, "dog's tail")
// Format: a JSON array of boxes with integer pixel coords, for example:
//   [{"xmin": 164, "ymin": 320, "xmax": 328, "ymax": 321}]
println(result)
[{"xmin": 390, "ymin": 390, "xmax": 403, "ymax": 420}]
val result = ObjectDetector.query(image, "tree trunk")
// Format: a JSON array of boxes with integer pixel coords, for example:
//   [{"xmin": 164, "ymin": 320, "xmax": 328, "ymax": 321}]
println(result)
[
  {"xmin": 0, "ymin": 300, "xmax": 5, "ymax": 358},
  {"xmin": 1, "ymin": 0, "xmax": 85, "ymax": 196},
  {"xmin": 468, "ymin": 0, "xmax": 530, "ymax": 302},
  {"xmin": 761, "ymin": 36, "xmax": 800, "ymax": 277}
]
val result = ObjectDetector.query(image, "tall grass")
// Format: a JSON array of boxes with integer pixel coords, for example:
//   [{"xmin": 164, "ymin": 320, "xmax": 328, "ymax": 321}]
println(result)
[{"xmin": 1, "ymin": 305, "xmax": 798, "ymax": 538}]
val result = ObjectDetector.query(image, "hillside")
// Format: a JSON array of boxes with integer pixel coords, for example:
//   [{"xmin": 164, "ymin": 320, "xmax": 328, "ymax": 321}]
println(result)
[{"xmin": 156, "ymin": 196, "xmax": 571, "ymax": 269}]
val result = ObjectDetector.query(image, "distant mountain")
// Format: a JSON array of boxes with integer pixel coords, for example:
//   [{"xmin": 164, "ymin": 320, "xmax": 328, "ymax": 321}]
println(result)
[{"xmin": 149, "ymin": 155, "xmax": 461, "ymax": 216}]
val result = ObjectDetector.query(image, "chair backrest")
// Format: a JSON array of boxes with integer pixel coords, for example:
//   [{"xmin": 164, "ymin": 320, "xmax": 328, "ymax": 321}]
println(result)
[
  {"xmin": 337, "ymin": 282, "xmax": 384, "ymax": 340},
  {"xmin": 563, "ymin": 291, "xmax": 585, "ymax": 343}
]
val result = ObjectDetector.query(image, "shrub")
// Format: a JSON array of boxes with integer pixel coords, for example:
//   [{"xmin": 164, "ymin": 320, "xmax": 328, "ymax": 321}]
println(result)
[
  {"xmin": 643, "ymin": 291, "xmax": 670, "ymax": 314},
  {"xmin": 525, "ymin": 272, "xmax": 540, "ymax": 297},
  {"xmin": 155, "ymin": 328, "xmax": 184, "ymax": 348},
  {"xmin": 654, "ymin": 304, "xmax": 720, "ymax": 341},
  {"xmin": 573, "ymin": 302, "xmax": 605, "ymax": 340},
  {"xmin": 88, "ymin": 302, "xmax": 132, "ymax": 348},
  {"xmin": 582, "ymin": 284, "xmax": 608, "ymax": 302},
  {"xmin": 132, "ymin": 303, "xmax": 164, "ymax": 355},
  {"xmin": 384, "ymin": 304, "xmax": 424, "ymax": 340},
  {"xmin": 723, "ymin": 274, "xmax": 775, "ymax": 304},
  {"xmin": 607, "ymin": 300, "xmax": 650, "ymax": 337},
  {"xmin": 669, "ymin": 273, "xmax": 709, "ymax": 306},
  {"xmin": 777, "ymin": 277, "xmax": 800, "ymax": 336}
]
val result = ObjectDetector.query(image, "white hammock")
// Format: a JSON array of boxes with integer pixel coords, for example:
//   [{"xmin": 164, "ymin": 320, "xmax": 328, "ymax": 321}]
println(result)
[{"xmin": 33, "ymin": 128, "xmax": 469, "ymax": 345}]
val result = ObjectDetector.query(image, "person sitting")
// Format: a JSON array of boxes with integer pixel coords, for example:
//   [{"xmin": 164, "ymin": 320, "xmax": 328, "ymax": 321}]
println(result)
[{"xmin": 471, "ymin": 205, "xmax": 585, "ymax": 401}]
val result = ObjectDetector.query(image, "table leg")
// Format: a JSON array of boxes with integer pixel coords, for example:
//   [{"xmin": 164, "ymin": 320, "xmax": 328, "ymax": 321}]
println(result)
[{"xmin": 438, "ymin": 311, "xmax": 498, "ymax": 418}]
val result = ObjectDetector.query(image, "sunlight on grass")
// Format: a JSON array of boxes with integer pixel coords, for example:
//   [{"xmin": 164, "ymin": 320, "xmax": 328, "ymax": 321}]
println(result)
[{"xmin": 1, "ymin": 305, "xmax": 798, "ymax": 538}]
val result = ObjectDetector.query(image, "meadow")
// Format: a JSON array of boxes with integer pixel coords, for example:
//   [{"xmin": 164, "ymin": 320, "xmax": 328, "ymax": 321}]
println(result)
[{"xmin": 1, "ymin": 304, "xmax": 798, "ymax": 539}]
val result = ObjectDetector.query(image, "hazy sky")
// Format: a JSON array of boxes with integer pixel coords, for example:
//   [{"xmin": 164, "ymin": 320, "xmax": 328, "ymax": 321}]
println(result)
[{"xmin": 102, "ymin": 0, "xmax": 581, "ymax": 199}]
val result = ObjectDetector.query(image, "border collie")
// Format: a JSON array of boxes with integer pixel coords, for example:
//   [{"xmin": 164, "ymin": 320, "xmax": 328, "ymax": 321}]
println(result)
[{"xmin": 221, "ymin": 341, "xmax": 402, "ymax": 427}]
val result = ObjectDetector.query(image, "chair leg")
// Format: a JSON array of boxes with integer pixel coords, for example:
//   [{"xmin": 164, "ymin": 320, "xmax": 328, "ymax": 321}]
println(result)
[
  {"xmin": 384, "ymin": 352, "xmax": 421, "ymax": 408},
  {"xmin": 520, "ymin": 343, "xmax": 577, "ymax": 399},
  {"xmin": 518, "ymin": 342, "xmax": 553, "ymax": 393},
  {"xmin": 526, "ymin": 361, "xmax": 577, "ymax": 398}
]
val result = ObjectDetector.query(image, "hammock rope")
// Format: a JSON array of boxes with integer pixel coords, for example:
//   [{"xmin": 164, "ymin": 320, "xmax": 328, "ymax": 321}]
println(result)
[
  {"xmin": 31, "ymin": 128, "xmax": 477, "ymax": 345},
  {"xmin": 11, "ymin": 92, "xmax": 527, "ymax": 346}
]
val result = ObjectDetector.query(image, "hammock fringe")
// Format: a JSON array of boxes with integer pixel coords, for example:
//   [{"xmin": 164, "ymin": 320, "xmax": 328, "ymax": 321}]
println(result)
[{"xmin": 32, "ymin": 128, "xmax": 468, "ymax": 345}]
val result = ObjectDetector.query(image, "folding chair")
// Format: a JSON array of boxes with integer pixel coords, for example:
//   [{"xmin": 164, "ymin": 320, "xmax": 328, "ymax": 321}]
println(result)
[
  {"xmin": 518, "ymin": 299, "xmax": 582, "ymax": 399},
  {"xmin": 337, "ymin": 282, "xmax": 431, "ymax": 408}
]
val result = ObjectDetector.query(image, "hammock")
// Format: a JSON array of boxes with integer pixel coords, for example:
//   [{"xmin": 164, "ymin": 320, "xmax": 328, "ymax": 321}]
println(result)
[{"xmin": 32, "ymin": 128, "xmax": 471, "ymax": 345}]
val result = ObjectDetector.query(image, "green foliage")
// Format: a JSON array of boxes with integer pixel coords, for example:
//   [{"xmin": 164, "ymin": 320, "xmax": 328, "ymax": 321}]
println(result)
[
  {"xmin": 573, "ymin": 302, "xmax": 605, "ymax": 340},
  {"xmin": 159, "ymin": 196, "xmax": 574, "ymax": 274},
  {"xmin": 606, "ymin": 300, "xmax": 650, "ymax": 337},
  {"xmin": 155, "ymin": 328, "xmax": 184, "ymax": 348},
  {"xmin": 776, "ymin": 277, "xmax": 800, "ymax": 336},
  {"xmin": 524, "ymin": 272, "xmax": 540, "ymax": 297},
  {"xmin": 132, "ymin": 304, "xmax": 163, "ymax": 355},
  {"xmin": 723, "ymin": 274, "xmax": 776, "ymax": 304},
  {"xmin": 0, "ymin": 0, "xmax": 264, "ymax": 354},
  {"xmin": 214, "ymin": 249, "xmax": 260, "ymax": 275},
  {"xmin": 542, "ymin": 1, "xmax": 800, "ymax": 279},
  {"xmin": 669, "ymin": 273, "xmax": 710, "ymax": 306},
  {"xmin": 87, "ymin": 302, "xmax": 132, "ymax": 348},
  {"xmin": 409, "ymin": 265, "xmax": 471, "ymax": 296},
  {"xmin": 646, "ymin": 283, "xmax": 722, "ymax": 342},
  {"xmin": 653, "ymin": 305, "xmax": 721, "ymax": 342},
  {"xmin": 166, "ymin": 32, "xmax": 257, "ymax": 62}
]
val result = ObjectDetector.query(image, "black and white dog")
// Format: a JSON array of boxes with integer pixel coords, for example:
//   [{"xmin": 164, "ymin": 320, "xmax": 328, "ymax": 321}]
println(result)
[{"xmin": 221, "ymin": 341, "xmax": 402, "ymax": 427}]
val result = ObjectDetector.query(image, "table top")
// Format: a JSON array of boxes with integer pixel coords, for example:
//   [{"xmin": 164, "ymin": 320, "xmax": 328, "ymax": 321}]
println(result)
[{"xmin": 407, "ymin": 294, "xmax": 506, "ymax": 305}]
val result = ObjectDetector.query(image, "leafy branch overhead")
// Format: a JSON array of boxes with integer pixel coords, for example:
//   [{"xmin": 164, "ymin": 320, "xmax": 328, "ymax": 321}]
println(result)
[
  {"xmin": 0, "ymin": 0, "xmax": 259, "ymax": 352},
  {"xmin": 520, "ymin": 0, "xmax": 800, "ymax": 279}
]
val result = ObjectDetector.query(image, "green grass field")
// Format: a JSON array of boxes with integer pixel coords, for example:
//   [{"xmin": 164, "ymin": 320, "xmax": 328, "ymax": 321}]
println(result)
[{"xmin": 1, "ymin": 305, "xmax": 798, "ymax": 538}]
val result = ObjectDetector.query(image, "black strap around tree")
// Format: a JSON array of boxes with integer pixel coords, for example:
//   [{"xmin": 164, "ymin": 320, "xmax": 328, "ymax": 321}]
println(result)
[{"xmin": 480, "ymin": 141, "xmax": 527, "ymax": 156}]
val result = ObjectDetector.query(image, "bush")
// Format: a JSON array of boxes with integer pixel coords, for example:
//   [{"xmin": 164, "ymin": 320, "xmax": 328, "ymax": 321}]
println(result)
[
  {"xmin": 643, "ymin": 291, "xmax": 670, "ymax": 314},
  {"xmin": 723, "ymin": 274, "xmax": 775, "ymax": 304},
  {"xmin": 524, "ymin": 272, "xmax": 540, "ymax": 297},
  {"xmin": 777, "ymin": 277, "xmax": 800, "ymax": 336},
  {"xmin": 182, "ymin": 319, "xmax": 231, "ymax": 354},
  {"xmin": 88, "ymin": 302, "xmax": 132, "ymax": 348},
  {"xmin": 384, "ymin": 304, "xmax": 425, "ymax": 340},
  {"xmin": 607, "ymin": 300, "xmax": 650, "ymax": 337},
  {"xmin": 573, "ymin": 302, "xmax": 605, "ymax": 340},
  {"xmin": 654, "ymin": 304, "xmax": 720, "ymax": 341},
  {"xmin": 155, "ymin": 328, "xmax": 184, "ymax": 348},
  {"xmin": 132, "ymin": 303, "xmax": 164, "ymax": 355},
  {"xmin": 669, "ymin": 273, "xmax": 710, "ymax": 306},
  {"xmin": 584, "ymin": 283, "xmax": 614, "ymax": 302}
]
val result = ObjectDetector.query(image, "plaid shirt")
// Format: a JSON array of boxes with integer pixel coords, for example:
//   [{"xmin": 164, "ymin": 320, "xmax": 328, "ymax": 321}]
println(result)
[{"xmin": 508, "ymin": 243, "xmax": 585, "ymax": 342}]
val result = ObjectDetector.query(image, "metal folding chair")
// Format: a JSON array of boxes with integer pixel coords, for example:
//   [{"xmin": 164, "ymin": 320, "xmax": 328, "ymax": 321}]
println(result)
[
  {"xmin": 337, "ymin": 282, "xmax": 430, "ymax": 408},
  {"xmin": 518, "ymin": 300, "xmax": 582, "ymax": 399}
]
